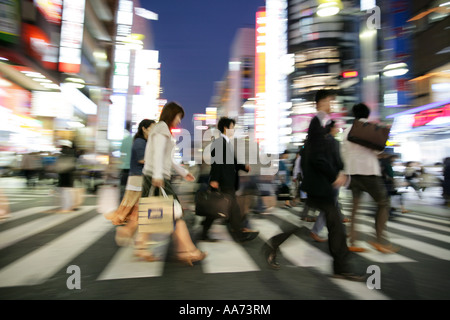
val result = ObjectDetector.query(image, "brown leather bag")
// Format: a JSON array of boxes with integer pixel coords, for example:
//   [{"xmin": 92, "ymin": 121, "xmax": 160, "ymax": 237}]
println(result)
[{"xmin": 347, "ymin": 120, "xmax": 391, "ymax": 151}]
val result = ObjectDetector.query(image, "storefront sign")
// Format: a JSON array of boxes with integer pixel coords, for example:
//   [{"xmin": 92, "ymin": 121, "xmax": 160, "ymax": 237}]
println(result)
[{"xmin": 413, "ymin": 104, "xmax": 450, "ymax": 127}]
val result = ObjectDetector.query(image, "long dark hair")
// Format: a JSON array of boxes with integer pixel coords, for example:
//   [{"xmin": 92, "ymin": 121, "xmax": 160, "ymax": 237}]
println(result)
[
  {"xmin": 159, "ymin": 101, "xmax": 184, "ymax": 129},
  {"xmin": 134, "ymin": 119, "xmax": 155, "ymax": 141}
]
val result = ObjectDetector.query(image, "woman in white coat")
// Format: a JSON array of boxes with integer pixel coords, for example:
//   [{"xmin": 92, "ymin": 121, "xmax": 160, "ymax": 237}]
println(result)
[{"xmin": 139, "ymin": 101, "xmax": 206, "ymax": 265}]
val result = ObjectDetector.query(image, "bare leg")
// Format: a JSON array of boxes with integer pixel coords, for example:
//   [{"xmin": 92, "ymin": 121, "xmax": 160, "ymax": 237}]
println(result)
[
  {"xmin": 172, "ymin": 219, "xmax": 207, "ymax": 266},
  {"xmin": 133, "ymin": 232, "xmax": 158, "ymax": 261}
]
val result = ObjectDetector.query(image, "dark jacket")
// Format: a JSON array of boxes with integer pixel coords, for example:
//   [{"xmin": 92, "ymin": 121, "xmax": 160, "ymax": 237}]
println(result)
[
  {"xmin": 301, "ymin": 115, "xmax": 340, "ymax": 199},
  {"xmin": 209, "ymin": 136, "xmax": 248, "ymax": 193}
]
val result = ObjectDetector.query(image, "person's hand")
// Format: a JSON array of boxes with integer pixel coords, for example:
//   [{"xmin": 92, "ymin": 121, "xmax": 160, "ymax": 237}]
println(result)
[
  {"xmin": 245, "ymin": 164, "xmax": 250, "ymax": 172},
  {"xmin": 152, "ymin": 178, "xmax": 164, "ymax": 188},
  {"xmin": 210, "ymin": 181, "xmax": 219, "ymax": 189},
  {"xmin": 185, "ymin": 173, "xmax": 195, "ymax": 182},
  {"xmin": 332, "ymin": 173, "xmax": 347, "ymax": 188}
]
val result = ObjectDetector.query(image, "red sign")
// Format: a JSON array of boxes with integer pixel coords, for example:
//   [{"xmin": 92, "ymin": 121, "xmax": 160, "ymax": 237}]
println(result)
[
  {"xmin": 413, "ymin": 104, "xmax": 450, "ymax": 127},
  {"xmin": 21, "ymin": 23, "xmax": 57, "ymax": 70},
  {"xmin": 342, "ymin": 71, "xmax": 358, "ymax": 78}
]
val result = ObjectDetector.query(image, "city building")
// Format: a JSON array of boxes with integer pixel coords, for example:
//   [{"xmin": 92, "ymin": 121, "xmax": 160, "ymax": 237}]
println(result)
[
  {"xmin": 388, "ymin": 0, "xmax": 450, "ymax": 163},
  {"xmin": 0, "ymin": 0, "xmax": 116, "ymax": 154},
  {"xmin": 286, "ymin": 0, "xmax": 360, "ymax": 146}
]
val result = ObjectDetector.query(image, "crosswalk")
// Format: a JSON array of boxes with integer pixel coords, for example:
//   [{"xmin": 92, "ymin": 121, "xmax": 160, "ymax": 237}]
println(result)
[
  {"xmin": 0, "ymin": 187, "xmax": 95, "ymax": 209},
  {"xmin": 0, "ymin": 195, "xmax": 449, "ymax": 299}
]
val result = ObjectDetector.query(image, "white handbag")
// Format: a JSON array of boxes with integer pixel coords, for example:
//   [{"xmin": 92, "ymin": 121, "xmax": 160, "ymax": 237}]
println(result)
[{"xmin": 174, "ymin": 199, "xmax": 183, "ymax": 220}]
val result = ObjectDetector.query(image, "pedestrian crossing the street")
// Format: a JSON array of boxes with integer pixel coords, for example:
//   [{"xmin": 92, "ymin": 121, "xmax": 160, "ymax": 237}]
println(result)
[{"xmin": 0, "ymin": 201, "xmax": 449, "ymax": 299}]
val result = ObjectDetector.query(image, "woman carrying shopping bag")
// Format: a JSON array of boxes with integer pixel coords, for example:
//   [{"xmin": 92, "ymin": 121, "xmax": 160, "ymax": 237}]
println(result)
[
  {"xmin": 104, "ymin": 119, "xmax": 156, "ymax": 259},
  {"xmin": 139, "ymin": 101, "xmax": 206, "ymax": 265}
]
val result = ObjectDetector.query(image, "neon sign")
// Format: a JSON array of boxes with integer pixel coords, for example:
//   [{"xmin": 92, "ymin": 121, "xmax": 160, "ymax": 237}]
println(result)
[{"xmin": 412, "ymin": 104, "xmax": 450, "ymax": 127}]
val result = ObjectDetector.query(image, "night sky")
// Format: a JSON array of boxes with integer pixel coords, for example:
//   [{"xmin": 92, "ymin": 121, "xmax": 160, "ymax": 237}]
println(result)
[{"xmin": 141, "ymin": 0, "xmax": 266, "ymax": 134}]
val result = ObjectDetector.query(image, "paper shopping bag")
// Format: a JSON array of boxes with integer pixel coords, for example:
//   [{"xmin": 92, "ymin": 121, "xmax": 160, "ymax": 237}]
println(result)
[{"xmin": 138, "ymin": 192, "xmax": 174, "ymax": 234}]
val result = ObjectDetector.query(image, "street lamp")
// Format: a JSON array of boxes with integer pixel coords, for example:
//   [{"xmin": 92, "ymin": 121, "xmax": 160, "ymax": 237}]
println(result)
[
  {"xmin": 316, "ymin": 0, "xmax": 343, "ymax": 17},
  {"xmin": 382, "ymin": 62, "xmax": 409, "ymax": 77}
]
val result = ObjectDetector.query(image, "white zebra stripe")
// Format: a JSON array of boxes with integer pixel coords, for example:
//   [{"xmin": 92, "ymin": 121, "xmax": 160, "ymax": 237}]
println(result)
[
  {"xmin": 351, "ymin": 219, "xmax": 450, "ymax": 261},
  {"xmin": 272, "ymin": 209, "xmax": 418, "ymax": 263},
  {"xmin": 199, "ymin": 224, "xmax": 260, "ymax": 274},
  {"xmin": 0, "ymin": 206, "xmax": 96, "ymax": 250},
  {"xmin": 1, "ymin": 206, "xmax": 59, "ymax": 221},
  {"xmin": 358, "ymin": 215, "xmax": 450, "ymax": 244},
  {"xmin": 253, "ymin": 217, "xmax": 391, "ymax": 300},
  {"xmin": 0, "ymin": 214, "xmax": 112, "ymax": 288},
  {"xmin": 97, "ymin": 235, "xmax": 170, "ymax": 281}
]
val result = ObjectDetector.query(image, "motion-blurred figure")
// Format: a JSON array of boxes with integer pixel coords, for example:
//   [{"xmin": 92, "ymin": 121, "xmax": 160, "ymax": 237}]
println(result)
[
  {"xmin": 276, "ymin": 151, "xmax": 293, "ymax": 208},
  {"xmin": 443, "ymin": 157, "xmax": 450, "ymax": 207},
  {"xmin": 310, "ymin": 120, "xmax": 349, "ymax": 243},
  {"xmin": 404, "ymin": 161, "xmax": 422, "ymax": 199},
  {"xmin": 342, "ymin": 103, "xmax": 397, "ymax": 254},
  {"xmin": 104, "ymin": 119, "xmax": 156, "ymax": 251},
  {"xmin": 266, "ymin": 89, "xmax": 365, "ymax": 281},
  {"xmin": 379, "ymin": 153, "xmax": 408, "ymax": 219},
  {"xmin": 53, "ymin": 140, "xmax": 81, "ymax": 213},
  {"xmin": 21, "ymin": 152, "xmax": 42, "ymax": 187},
  {"xmin": 118, "ymin": 121, "xmax": 133, "ymax": 201},
  {"xmin": 0, "ymin": 189, "xmax": 10, "ymax": 220},
  {"xmin": 141, "ymin": 102, "xmax": 205, "ymax": 265},
  {"xmin": 206, "ymin": 117, "xmax": 258, "ymax": 242}
]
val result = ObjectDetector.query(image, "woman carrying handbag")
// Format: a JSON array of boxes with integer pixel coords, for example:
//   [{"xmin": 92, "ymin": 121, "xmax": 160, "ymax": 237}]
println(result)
[
  {"xmin": 140, "ymin": 101, "xmax": 207, "ymax": 265},
  {"xmin": 104, "ymin": 119, "xmax": 157, "ymax": 260}
]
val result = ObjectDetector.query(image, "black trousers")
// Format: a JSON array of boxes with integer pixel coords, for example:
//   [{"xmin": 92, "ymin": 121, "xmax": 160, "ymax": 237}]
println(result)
[
  {"xmin": 202, "ymin": 187, "xmax": 245, "ymax": 238},
  {"xmin": 268, "ymin": 196, "xmax": 351, "ymax": 274}
]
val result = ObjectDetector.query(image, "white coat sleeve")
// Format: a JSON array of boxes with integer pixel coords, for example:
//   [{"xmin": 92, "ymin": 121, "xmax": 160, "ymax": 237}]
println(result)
[{"xmin": 152, "ymin": 133, "xmax": 165, "ymax": 180}]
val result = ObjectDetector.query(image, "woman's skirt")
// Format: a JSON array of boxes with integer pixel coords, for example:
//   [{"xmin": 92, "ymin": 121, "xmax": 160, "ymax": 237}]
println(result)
[{"xmin": 106, "ymin": 176, "xmax": 142, "ymax": 225}]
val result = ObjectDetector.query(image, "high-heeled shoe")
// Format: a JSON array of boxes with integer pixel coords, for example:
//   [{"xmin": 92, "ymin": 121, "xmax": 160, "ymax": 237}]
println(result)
[{"xmin": 175, "ymin": 250, "xmax": 207, "ymax": 266}]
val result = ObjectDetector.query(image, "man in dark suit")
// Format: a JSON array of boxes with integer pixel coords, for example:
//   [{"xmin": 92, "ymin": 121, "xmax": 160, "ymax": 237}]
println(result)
[
  {"xmin": 265, "ymin": 90, "xmax": 365, "ymax": 281},
  {"xmin": 203, "ymin": 117, "xmax": 259, "ymax": 242}
]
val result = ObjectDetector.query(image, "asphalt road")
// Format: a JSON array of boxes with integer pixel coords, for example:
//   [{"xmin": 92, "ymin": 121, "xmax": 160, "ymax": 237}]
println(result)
[{"xmin": 0, "ymin": 177, "xmax": 449, "ymax": 309}]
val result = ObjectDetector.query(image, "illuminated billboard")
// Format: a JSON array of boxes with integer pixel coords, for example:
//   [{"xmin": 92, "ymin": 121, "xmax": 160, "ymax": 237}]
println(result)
[
  {"xmin": 34, "ymin": 0, "xmax": 63, "ymax": 24},
  {"xmin": 58, "ymin": 0, "xmax": 86, "ymax": 73},
  {"xmin": 255, "ymin": 8, "xmax": 266, "ymax": 143},
  {"xmin": 0, "ymin": 0, "xmax": 20, "ymax": 43}
]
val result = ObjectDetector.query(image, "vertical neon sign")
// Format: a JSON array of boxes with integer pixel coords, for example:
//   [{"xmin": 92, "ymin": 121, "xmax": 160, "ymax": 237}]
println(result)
[{"xmin": 255, "ymin": 8, "xmax": 266, "ymax": 143}]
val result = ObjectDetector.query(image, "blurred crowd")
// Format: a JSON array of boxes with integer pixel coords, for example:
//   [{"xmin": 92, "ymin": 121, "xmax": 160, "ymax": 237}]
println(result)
[{"xmin": 0, "ymin": 144, "xmax": 449, "ymax": 208}]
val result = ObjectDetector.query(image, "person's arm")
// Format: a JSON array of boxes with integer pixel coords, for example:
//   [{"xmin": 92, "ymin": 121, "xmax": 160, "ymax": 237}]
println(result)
[
  {"xmin": 151, "ymin": 133, "xmax": 165, "ymax": 187},
  {"xmin": 209, "ymin": 139, "xmax": 222, "ymax": 188},
  {"xmin": 172, "ymin": 159, "xmax": 194, "ymax": 181},
  {"xmin": 134, "ymin": 138, "xmax": 146, "ymax": 165}
]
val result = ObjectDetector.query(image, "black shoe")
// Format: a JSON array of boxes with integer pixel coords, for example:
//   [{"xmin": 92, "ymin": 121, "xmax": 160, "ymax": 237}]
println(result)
[
  {"xmin": 265, "ymin": 247, "xmax": 280, "ymax": 270},
  {"xmin": 237, "ymin": 231, "xmax": 259, "ymax": 242},
  {"xmin": 200, "ymin": 235, "xmax": 218, "ymax": 242},
  {"xmin": 332, "ymin": 272, "xmax": 367, "ymax": 282}
]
